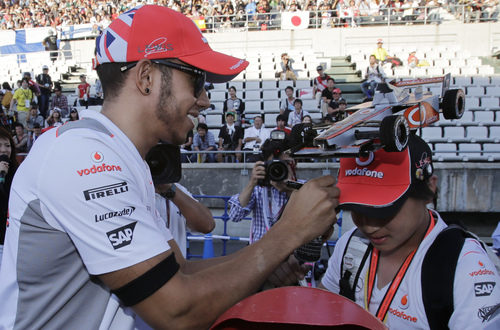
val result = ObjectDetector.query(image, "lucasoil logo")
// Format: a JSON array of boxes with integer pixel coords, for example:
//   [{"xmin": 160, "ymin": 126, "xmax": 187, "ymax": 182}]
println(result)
[{"xmin": 106, "ymin": 222, "xmax": 137, "ymax": 249}]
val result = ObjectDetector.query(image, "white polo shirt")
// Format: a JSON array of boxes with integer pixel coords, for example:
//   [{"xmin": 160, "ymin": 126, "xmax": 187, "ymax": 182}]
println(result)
[{"xmin": 0, "ymin": 110, "xmax": 173, "ymax": 329}]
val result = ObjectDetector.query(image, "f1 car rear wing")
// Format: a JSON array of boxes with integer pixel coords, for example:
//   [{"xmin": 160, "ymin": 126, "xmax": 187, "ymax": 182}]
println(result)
[{"xmin": 390, "ymin": 73, "xmax": 451, "ymax": 96}]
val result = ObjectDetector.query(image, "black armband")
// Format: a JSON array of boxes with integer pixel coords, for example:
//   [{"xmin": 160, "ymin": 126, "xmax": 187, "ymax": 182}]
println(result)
[{"xmin": 111, "ymin": 252, "xmax": 180, "ymax": 306}]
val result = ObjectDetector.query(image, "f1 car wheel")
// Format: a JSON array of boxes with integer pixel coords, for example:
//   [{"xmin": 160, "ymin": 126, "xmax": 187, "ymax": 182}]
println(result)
[
  {"xmin": 442, "ymin": 89, "xmax": 465, "ymax": 120},
  {"xmin": 380, "ymin": 115, "xmax": 410, "ymax": 152}
]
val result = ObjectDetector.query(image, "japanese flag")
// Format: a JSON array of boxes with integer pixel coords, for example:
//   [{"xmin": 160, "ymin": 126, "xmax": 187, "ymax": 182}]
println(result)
[{"xmin": 281, "ymin": 11, "xmax": 310, "ymax": 30}]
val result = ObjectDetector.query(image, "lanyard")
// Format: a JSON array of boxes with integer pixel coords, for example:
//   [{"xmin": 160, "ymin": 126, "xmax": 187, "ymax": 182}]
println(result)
[
  {"xmin": 263, "ymin": 187, "xmax": 286, "ymax": 231},
  {"xmin": 365, "ymin": 211, "xmax": 435, "ymax": 322}
]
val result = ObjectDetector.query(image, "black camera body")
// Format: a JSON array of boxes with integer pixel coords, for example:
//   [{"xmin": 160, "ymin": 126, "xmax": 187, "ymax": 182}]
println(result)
[
  {"xmin": 257, "ymin": 159, "xmax": 289, "ymax": 187},
  {"xmin": 145, "ymin": 143, "xmax": 181, "ymax": 185}
]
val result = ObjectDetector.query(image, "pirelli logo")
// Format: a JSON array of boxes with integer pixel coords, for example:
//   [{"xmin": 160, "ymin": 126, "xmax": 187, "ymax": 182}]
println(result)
[{"xmin": 83, "ymin": 182, "xmax": 129, "ymax": 201}]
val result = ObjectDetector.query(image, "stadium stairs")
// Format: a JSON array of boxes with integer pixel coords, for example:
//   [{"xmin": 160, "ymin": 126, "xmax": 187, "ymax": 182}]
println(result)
[{"xmin": 325, "ymin": 55, "xmax": 365, "ymax": 105}]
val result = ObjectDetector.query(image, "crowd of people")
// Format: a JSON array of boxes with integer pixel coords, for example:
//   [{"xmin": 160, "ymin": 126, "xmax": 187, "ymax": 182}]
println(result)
[
  {"xmin": 0, "ymin": 0, "xmax": 498, "ymax": 31},
  {"xmin": 0, "ymin": 64, "xmax": 95, "ymax": 155}
]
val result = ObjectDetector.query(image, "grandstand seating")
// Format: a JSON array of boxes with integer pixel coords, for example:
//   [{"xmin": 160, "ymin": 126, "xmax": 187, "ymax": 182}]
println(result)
[{"xmin": 2, "ymin": 45, "xmax": 499, "ymax": 162}]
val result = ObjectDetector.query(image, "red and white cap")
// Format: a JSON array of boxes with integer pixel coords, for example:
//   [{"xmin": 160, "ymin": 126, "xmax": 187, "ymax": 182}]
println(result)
[
  {"xmin": 337, "ymin": 134, "xmax": 433, "ymax": 219},
  {"xmin": 94, "ymin": 5, "xmax": 248, "ymax": 83}
]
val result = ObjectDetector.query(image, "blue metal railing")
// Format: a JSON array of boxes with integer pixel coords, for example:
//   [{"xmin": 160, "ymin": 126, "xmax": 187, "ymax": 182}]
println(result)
[{"xmin": 186, "ymin": 194, "xmax": 343, "ymax": 259}]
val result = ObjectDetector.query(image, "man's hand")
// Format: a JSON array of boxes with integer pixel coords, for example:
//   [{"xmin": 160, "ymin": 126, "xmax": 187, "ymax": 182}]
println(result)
[
  {"xmin": 267, "ymin": 254, "xmax": 310, "ymax": 287},
  {"xmin": 249, "ymin": 161, "xmax": 266, "ymax": 187},
  {"xmin": 276, "ymin": 176, "xmax": 339, "ymax": 247}
]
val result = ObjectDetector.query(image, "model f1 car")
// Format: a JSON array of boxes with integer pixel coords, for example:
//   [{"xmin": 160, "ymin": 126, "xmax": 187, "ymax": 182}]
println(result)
[{"xmin": 292, "ymin": 73, "xmax": 465, "ymax": 159}]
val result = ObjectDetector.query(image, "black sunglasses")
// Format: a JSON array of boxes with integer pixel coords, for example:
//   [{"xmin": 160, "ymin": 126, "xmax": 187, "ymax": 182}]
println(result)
[{"xmin": 120, "ymin": 59, "xmax": 206, "ymax": 98}]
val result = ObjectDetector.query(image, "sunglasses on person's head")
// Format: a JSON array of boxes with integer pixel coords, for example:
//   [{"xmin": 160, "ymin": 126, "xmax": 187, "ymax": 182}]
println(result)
[{"xmin": 120, "ymin": 59, "xmax": 206, "ymax": 98}]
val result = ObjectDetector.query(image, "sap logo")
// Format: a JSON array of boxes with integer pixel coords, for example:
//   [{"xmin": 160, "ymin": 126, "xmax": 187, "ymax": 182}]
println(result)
[
  {"xmin": 95, "ymin": 206, "xmax": 136, "ymax": 222},
  {"xmin": 474, "ymin": 282, "xmax": 496, "ymax": 297},
  {"xmin": 106, "ymin": 222, "xmax": 137, "ymax": 250},
  {"xmin": 83, "ymin": 182, "xmax": 128, "ymax": 201}
]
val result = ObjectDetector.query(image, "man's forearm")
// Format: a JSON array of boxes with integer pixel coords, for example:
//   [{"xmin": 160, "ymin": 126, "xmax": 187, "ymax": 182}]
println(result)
[{"xmin": 172, "ymin": 189, "xmax": 214, "ymax": 234}]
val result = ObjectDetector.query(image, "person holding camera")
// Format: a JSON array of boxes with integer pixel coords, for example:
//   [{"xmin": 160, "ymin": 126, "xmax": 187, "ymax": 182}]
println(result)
[
  {"xmin": 280, "ymin": 53, "xmax": 297, "ymax": 81},
  {"xmin": 228, "ymin": 137, "xmax": 299, "ymax": 244},
  {"xmin": 0, "ymin": 6, "xmax": 339, "ymax": 329}
]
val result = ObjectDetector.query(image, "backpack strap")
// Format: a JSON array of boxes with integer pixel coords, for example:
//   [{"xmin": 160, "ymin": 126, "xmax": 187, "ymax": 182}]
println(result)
[{"xmin": 421, "ymin": 225, "xmax": 469, "ymax": 330}]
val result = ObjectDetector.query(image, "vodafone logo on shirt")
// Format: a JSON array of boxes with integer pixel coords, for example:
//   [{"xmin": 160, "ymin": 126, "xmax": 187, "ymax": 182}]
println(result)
[
  {"xmin": 77, "ymin": 151, "xmax": 122, "ymax": 176},
  {"xmin": 469, "ymin": 260, "xmax": 496, "ymax": 277}
]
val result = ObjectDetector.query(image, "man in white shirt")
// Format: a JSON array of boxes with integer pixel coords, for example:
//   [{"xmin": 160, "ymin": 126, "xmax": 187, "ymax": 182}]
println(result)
[
  {"xmin": 243, "ymin": 115, "xmax": 270, "ymax": 162},
  {"xmin": 287, "ymin": 99, "xmax": 310, "ymax": 128}
]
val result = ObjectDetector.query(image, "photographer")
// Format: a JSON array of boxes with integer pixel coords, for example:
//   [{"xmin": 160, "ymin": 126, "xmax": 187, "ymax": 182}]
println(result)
[
  {"xmin": 228, "ymin": 136, "xmax": 300, "ymax": 243},
  {"xmin": 279, "ymin": 53, "xmax": 297, "ymax": 81}
]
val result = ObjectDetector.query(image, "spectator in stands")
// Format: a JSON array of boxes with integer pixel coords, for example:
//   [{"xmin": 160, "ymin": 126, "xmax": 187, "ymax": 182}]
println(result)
[
  {"xmin": 13, "ymin": 122, "xmax": 28, "ymax": 154},
  {"xmin": 373, "ymin": 38, "xmax": 388, "ymax": 62},
  {"xmin": 22, "ymin": 72, "xmax": 41, "ymax": 97},
  {"xmin": 93, "ymin": 79, "xmax": 104, "ymax": 105},
  {"xmin": 323, "ymin": 113, "xmax": 335, "ymax": 125},
  {"xmin": 152, "ymin": 178, "xmax": 215, "ymax": 258},
  {"xmin": 279, "ymin": 53, "xmax": 297, "ymax": 81},
  {"xmin": 274, "ymin": 114, "xmax": 291, "ymax": 135},
  {"xmin": 77, "ymin": 74, "xmax": 90, "ymax": 107},
  {"xmin": 229, "ymin": 138, "xmax": 300, "ymax": 243},
  {"xmin": 361, "ymin": 54, "xmax": 386, "ymax": 101},
  {"xmin": 408, "ymin": 50, "xmax": 419, "ymax": 68},
  {"xmin": 192, "ymin": 123, "xmax": 217, "ymax": 163},
  {"xmin": 68, "ymin": 108, "xmax": 79, "ymax": 122},
  {"xmin": 288, "ymin": 99, "xmax": 310, "ymax": 127},
  {"xmin": 42, "ymin": 29, "xmax": 58, "ymax": 62},
  {"xmin": 217, "ymin": 112, "xmax": 243, "ymax": 163},
  {"xmin": 10, "ymin": 78, "xmax": 33, "ymax": 127},
  {"xmin": 51, "ymin": 84, "xmax": 69, "ymax": 117},
  {"xmin": 26, "ymin": 104, "xmax": 45, "ymax": 136},
  {"xmin": 223, "ymin": 85, "xmax": 245, "ymax": 125},
  {"xmin": 313, "ymin": 65, "xmax": 330, "ymax": 105},
  {"xmin": 302, "ymin": 115, "xmax": 312, "ymax": 124},
  {"xmin": 0, "ymin": 126, "xmax": 18, "ymax": 266},
  {"xmin": 243, "ymin": 115, "xmax": 270, "ymax": 162},
  {"xmin": 180, "ymin": 129, "xmax": 194, "ymax": 163},
  {"xmin": 321, "ymin": 77, "xmax": 336, "ymax": 116},
  {"xmin": 27, "ymin": 123, "xmax": 43, "ymax": 151},
  {"xmin": 46, "ymin": 109, "xmax": 63, "ymax": 128},
  {"xmin": 331, "ymin": 88, "xmax": 345, "ymax": 103},
  {"xmin": 36, "ymin": 65, "xmax": 53, "ymax": 118},
  {"xmin": 1, "ymin": 83, "xmax": 13, "ymax": 111},
  {"xmin": 280, "ymin": 86, "xmax": 296, "ymax": 123}
]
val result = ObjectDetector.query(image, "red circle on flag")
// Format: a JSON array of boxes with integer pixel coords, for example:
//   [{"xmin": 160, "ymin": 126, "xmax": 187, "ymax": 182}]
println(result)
[{"xmin": 291, "ymin": 15, "xmax": 302, "ymax": 26}]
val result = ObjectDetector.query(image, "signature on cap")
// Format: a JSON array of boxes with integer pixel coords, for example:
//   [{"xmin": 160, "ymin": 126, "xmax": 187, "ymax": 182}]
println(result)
[
  {"xmin": 139, "ymin": 37, "xmax": 174, "ymax": 58},
  {"xmin": 230, "ymin": 59, "xmax": 245, "ymax": 70}
]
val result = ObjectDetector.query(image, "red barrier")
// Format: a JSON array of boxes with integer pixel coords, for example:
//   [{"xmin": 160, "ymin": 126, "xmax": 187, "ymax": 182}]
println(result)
[{"xmin": 211, "ymin": 287, "xmax": 387, "ymax": 329}]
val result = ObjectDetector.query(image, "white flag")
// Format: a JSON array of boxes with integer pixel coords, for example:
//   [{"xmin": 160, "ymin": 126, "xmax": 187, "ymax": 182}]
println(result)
[{"xmin": 281, "ymin": 11, "xmax": 310, "ymax": 30}]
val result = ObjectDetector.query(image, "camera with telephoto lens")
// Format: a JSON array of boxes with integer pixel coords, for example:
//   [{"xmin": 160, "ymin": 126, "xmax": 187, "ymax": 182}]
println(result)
[
  {"xmin": 145, "ymin": 143, "xmax": 181, "ymax": 185},
  {"xmin": 257, "ymin": 130, "xmax": 290, "ymax": 187}
]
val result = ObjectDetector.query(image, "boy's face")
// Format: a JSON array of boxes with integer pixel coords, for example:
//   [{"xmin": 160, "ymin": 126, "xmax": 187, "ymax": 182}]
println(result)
[
  {"xmin": 197, "ymin": 128, "xmax": 206, "ymax": 137},
  {"xmin": 351, "ymin": 197, "xmax": 429, "ymax": 255}
]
